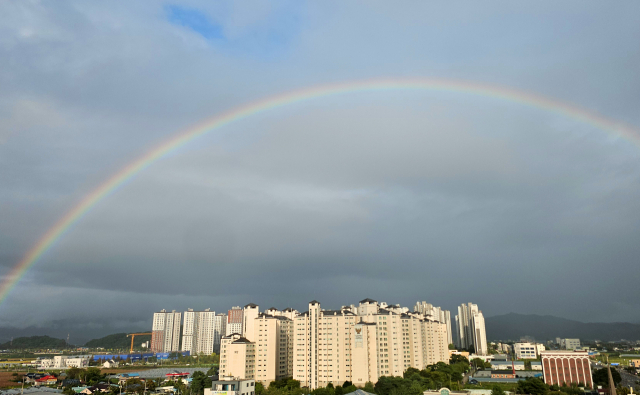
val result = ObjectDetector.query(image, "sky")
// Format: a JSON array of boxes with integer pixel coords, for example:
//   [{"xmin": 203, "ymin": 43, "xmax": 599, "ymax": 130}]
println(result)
[{"xmin": 1, "ymin": 1, "xmax": 640, "ymax": 344}]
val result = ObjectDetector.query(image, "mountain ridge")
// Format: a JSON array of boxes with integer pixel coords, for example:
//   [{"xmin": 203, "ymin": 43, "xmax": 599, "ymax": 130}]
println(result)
[{"xmin": 485, "ymin": 312, "xmax": 640, "ymax": 341}]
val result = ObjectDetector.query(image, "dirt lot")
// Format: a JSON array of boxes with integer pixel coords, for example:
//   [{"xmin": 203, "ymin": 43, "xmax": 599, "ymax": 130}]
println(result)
[{"xmin": 0, "ymin": 371, "xmax": 25, "ymax": 389}]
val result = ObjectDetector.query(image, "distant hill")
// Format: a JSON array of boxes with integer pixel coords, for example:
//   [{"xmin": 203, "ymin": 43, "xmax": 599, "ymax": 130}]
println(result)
[
  {"xmin": 0, "ymin": 335, "xmax": 70, "ymax": 349},
  {"xmin": 84, "ymin": 333, "xmax": 151, "ymax": 349},
  {"xmin": 486, "ymin": 313, "xmax": 640, "ymax": 342}
]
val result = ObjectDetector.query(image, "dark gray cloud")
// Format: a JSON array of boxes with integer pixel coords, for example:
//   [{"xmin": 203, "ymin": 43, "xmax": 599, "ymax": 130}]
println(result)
[{"xmin": 1, "ymin": 1, "xmax": 640, "ymax": 337}]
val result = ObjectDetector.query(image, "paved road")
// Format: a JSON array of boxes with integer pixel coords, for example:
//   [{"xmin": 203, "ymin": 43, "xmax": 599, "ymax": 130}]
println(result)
[{"xmin": 617, "ymin": 368, "xmax": 639, "ymax": 390}]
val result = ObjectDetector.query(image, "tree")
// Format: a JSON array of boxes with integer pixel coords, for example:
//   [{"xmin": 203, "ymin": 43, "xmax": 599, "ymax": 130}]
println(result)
[
  {"xmin": 516, "ymin": 377, "xmax": 548, "ymax": 395},
  {"xmin": 125, "ymin": 378, "xmax": 146, "ymax": 395},
  {"xmin": 472, "ymin": 358, "xmax": 491, "ymax": 370},
  {"xmin": 206, "ymin": 366, "xmax": 219, "ymax": 376},
  {"xmin": 448, "ymin": 344, "xmax": 456, "ymax": 350},
  {"xmin": 364, "ymin": 382, "xmax": 375, "ymax": 393},
  {"xmin": 256, "ymin": 382, "xmax": 265, "ymax": 395},
  {"xmin": 491, "ymin": 385, "xmax": 506, "ymax": 395},
  {"xmin": 449, "ymin": 355, "xmax": 469, "ymax": 365},
  {"xmin": 66, "ymin": 367, "xmax": 85, "ymax": 380},
  {"xmin": 342, "ymin": 382, "xmax": 353, "ymax": 388},
  {"xmin": 83, "ymin": 367, "xmax": 103, "ymax": 385},
  {"xmin": 191, "ymin": 371, "xmax": 212, "ymax": 395},
  {"xmin": 593, "ymin": 368, "xmax": 622, "ymax": 388}
]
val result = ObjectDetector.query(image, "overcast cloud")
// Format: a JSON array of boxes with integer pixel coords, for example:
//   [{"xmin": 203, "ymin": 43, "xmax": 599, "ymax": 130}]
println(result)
[{"xmin": 1, "ymin": 1, "xmax": 640, "ymax": 342}]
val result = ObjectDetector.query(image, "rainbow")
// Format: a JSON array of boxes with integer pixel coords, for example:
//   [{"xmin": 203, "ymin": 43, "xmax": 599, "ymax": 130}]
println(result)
[{"xmin": 2, "ymin": 77, "xmax": 639, "ymax": 306}]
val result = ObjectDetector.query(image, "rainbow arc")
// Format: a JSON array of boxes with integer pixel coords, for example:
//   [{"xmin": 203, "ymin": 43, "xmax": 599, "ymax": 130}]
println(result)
[{"xmin": 2, "ymin": 78, "xmax": 639, "ymax": 306}]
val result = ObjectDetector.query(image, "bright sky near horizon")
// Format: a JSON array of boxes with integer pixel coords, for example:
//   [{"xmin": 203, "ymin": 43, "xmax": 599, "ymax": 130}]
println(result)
[{"xmin": 1, "ymin": 1, "xmax": 639, "ymax": 342}]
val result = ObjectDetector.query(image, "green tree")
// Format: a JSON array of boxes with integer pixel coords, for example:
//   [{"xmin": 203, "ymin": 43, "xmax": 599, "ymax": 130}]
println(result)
[
  {"xmin": 124, "ymin": 378, "xmax": 146, "ymax": 395},
  {"xmin": 491, "ymin": 385, "xmax": 506, "ymax": 395},
  {"xmin": 256, "ymin": 382, "xmax": 265, "ymax": 395},
  {"xmin": 191, "ymin": 371, "xmax": 212, "ymax": 395},
  {"xmin": 516, "ymin": 377, "xmax": 548, "ymax": 395},
  {"xmin": 449, "ymin": 355, "xmax": 469, "ymax": 365},
  {"xmin": 63, "ymin": 386, "xmax": 75, "ymax": 395},
  {"xmin": 83, "ymin": 367, "xmax": 103, "ymax": 385},
  {"xmin": 592, "ymin": 368, "xmax": 622, "ymax": 388},
  {"xmin": 66, "ymin": 367, "xmax": 85, "ymax": 380},
  {"xmin": 364, "ymin": 382, "xmax": 375, "ymax": 393},
  {"xmin": 206, "ymin": 366, "xmax": 218, "ymax": 377},
  {"xmin": 335, "ymin": 386, "xmax": 344, "ymax": 395},
  {"xmin": 342, "ymin": 381, "xmax": 353, "ymax": 388}
]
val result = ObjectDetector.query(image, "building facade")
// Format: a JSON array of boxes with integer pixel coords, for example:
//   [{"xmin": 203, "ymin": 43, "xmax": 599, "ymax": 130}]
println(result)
[
  {"xmin": 151, "ymin": 310, "xmax": 182, "ymax": 353},
  {"xmin": 220, "ymin": 334, "xmax": 256, "ymax": 380},
  {"xmin": 541, "ymin": 351, "xmax": 593, "ymax": 388},
  {"xmin": 561, "ymin": 339, "xmax": 581, "ymax": 350},
  {"xmin": 294, "ymin": 299, "xmax": 449, "ymax": 389},
  {"xmin": 414, "ymin": 301, "xmax": 453, "ymax": 347},
  {"xmin": 182, "ymin": 309, "xmax": 227, "ymax": 355},
  {"xmin": 514, "ymin": 342, "xmax": 538, "ymax": 359}
]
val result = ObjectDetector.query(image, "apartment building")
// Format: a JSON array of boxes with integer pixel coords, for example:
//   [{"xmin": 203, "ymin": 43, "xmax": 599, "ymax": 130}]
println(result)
[
  {"xmin": 221, "ymin": 306, "xmax": 293, "ymax": 385},
  {"xmin": 182, "ymin": 309, "xmax": 227, "ymax": 355},
  {"xmin": 254, "ymin": 313, "xmax": 293, "ymax": 383},
  {"xmin": 541, "ymin": 351, "xmax": 593, "ymax": 388},
  {"xmin": 455, "ymin": 303, "xmax": 487, "ymax": 355},
  {"xmin": 414, "ymin": 301, "xmax": 453, "ymax": 346},
  {"xmin": 294, "ymin": 299, "xmax": 449, "ymax": 389},
  {"xmin": 222, "ymin": 299, "xmax": 449, "ymax": 389},
  {"xmin": 151, "ymin": 310, "xmax": 182, "ymax": 353},
  {"xmin": 220, "ymin": 334, "xmax": 256, "ymax": 379},
  {"xmin": 227, "ymin": 307, "xmax": 244, "ymax": 336}
]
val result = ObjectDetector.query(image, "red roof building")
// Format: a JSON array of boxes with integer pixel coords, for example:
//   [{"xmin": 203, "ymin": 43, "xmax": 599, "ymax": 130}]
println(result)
[{"xmin": 541, "ymin": 351, "xmax": 593, "ymax": 388}]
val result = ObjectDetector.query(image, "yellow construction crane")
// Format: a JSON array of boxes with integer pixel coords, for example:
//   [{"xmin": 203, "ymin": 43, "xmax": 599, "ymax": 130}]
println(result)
[{"xmin": 127, "ymin": 332, "xmax": 152, "ymax": 353}]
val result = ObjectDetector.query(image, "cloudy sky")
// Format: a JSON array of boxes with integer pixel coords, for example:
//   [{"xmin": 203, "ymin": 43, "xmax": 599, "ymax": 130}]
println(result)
[{"xmin": 1, "ymin": 1, "xmax": 640, "ymax": 342}]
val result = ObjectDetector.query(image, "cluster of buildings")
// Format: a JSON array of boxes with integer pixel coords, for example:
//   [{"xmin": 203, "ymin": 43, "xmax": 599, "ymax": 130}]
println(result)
[
  {"xmin": 455, "ymin": 303, "xmax": 487, "ymax": 355},
  {"xmin": 151, "ymin": 299, "xmax": 489, "ymax": 389},
  {"xmin": 37, "ymin": 355, "xmax": 91, "ymax": 370}
]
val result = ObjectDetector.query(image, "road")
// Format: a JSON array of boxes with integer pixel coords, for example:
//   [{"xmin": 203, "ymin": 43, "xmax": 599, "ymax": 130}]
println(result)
[{"xmin": 617, "ymin": 368, "xmax": 639, "ymax": 390}]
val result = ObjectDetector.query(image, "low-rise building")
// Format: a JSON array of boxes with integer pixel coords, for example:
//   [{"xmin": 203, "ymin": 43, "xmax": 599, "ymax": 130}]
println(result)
[
  {"xmin": 560, "ymin": 339, "xmax": 581, "ymax": 350},
  {"xmin": 34, "ymin": 375, "xmax": 58, "ymax": 386},
  {"xmin": 204, "ymin": 377, "xmax": 255, "ymax": 395},
  {"xmin": 102, "ymin": 360, "xmax": 119, "ymax": 368},
  {"xmin": 491, "ymin": 361, "xmax": 524, "ymax": 371},
  {"xmin": 530, "ymin": 361, "xmax": 542, "ymax": 371},
  {"xmin": 37, "ymin": 355, "xmax": 90, "ymax": 370},
  {"xmin": 514, "ymin": 343, "xmax": 538, "ymax": 359},
  {"xmin": 491, "ymin": 371, "xmax": 516, "ymax": 379}
]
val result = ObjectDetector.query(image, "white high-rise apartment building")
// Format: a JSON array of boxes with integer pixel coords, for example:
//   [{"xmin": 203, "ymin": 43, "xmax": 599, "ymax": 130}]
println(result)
[
  {"xmin": 294, "ymin": 299, "xmax": 449, "ymax": 389},
  {"xmin": 220, "ymin": 299, "xmax": 449, "ymax": 388},
  {"xmin": 182, "ymin": 309, "xmax": 227, "ymax": 355},
  {"xmin": 455, "ymin": 303, "xmax": 487, "ymax": 355},
  {"xmin": 414, "ymin": 301, "xmax": 453, "ymax": 346},
  {"xmin": 151, "ymin": 309, "xmax": 182, "ymax": 353}
]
